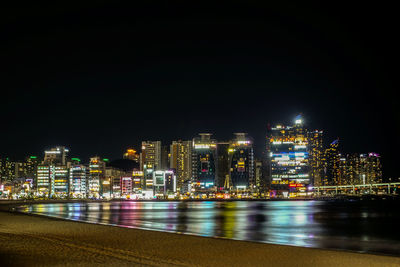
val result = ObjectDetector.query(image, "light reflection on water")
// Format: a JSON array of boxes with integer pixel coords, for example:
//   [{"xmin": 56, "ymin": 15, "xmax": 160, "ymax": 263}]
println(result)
[{"xmin": 18, "ymin": 201, "xmax": 400, "ymax": 256}]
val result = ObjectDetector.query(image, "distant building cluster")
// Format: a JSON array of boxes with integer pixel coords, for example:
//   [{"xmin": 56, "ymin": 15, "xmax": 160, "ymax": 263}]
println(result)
[{"xmin": 0, "ymin": 115, "xmax": 383, "ymax": 199}]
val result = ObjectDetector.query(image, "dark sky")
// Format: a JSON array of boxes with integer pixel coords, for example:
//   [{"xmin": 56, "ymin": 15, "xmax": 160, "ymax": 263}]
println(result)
[{"xmin": 1, "ymin": 2, "xmax": 398, "ymax": 178}]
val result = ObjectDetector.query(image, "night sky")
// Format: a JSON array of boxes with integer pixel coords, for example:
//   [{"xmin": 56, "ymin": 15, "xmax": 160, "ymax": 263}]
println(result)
[{"xmin": 1, "ymin": 2, "xmax": 398, "ymax": 178}]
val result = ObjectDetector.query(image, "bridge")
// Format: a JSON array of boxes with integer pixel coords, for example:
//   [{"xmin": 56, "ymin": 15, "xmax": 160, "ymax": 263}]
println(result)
[{"xmin": 310, "ymin": 182, "xmax": 400, "ymax": 195}]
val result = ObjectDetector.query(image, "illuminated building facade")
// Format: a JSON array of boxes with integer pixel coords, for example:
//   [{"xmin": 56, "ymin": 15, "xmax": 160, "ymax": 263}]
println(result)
[
  {"xmin": 36, "ymin": 146, "xmax": 70, "ymax": 197},
  {"xmin": 105, "ymin": 166, "xmax": 129, "ymax": 198},
  {"xmin": 229, "ymin": 133, "xmax": 254, "ymax": 191},
  {"xmin": 69, "ymin": 159, "xmax": 87, "ymax": 198},
  {"xmin": 254, "ymin": 159, "xmax": 263, "ymax": 194},
  {"xmin": 44, "ymin": 146, "xmax": 69, "ymax": 165},
  {"xmin": 152, "ymin": 170, "xmax": 176, "ymax": 195},
  {"xmin": 36, "ymin": 165, "xmax": 52, "ymax": 196},
  {"xmin": 308, "ymin": 130, "xmax": 324, "ymax": 186},
  {"xmin": 323, "ymin": 140, "xmax": 340, "ymax": 185},
  {"xmin": 53, "ymin": 166, "xmax": 69, "ymax": 196},
  {"xmin": 0, "ymin": 157, "xmax": 16, "ymax": 182},
  {"xmin": 121, "ymin": 177, "xmax": 133, "ymax": 196},
  {"xmin": 88, "ymin": 157, "xmax": 106, "ymax": 198},
  {"xmin": 267, "ymin": 116, "xmax": 310, "ymax": 197},
  {"xmin": 338, "ymin": 152, "xmax": 382, "ymax": 185},
  {"xmin": 132, "ymin": 170, "xmax": 144, "ymax": 191},
  {"xmin": 36, "ymin": 165, "xmax": 69, "ymax": 196},
  {"xmin": 192, "ymin": 133, "xmax": 217, "ymax": 191},
  {"xmin": 170, "ymin": 140, "xmax": 192, "ymax": 192},
  {"xmin": 141, "ymin": 141, "xmax": 161, "ymax": 190}
]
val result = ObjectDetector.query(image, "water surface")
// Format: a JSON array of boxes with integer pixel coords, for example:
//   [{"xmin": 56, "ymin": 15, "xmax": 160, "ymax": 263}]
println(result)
[{"xmin": 18, "ymin": 201, "xmax": 400, "ymax": 256}]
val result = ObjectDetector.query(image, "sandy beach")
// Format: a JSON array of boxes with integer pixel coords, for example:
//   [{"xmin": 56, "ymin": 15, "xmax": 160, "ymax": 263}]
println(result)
[{"xmin": 0, "ymin": 205, "xmax": 399, "ymax": 267}]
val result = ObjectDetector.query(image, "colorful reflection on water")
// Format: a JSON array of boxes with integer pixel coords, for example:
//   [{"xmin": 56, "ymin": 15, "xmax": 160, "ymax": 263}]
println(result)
[{"xmin": 18, "ymin": 201, "xmax": 400, "ymax": 255}]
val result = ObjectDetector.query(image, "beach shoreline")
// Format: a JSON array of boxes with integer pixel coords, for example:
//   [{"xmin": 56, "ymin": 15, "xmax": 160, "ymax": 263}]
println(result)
[{"xmin": 1, "ymin": 205, "xmax": 400, "ymax": 266}]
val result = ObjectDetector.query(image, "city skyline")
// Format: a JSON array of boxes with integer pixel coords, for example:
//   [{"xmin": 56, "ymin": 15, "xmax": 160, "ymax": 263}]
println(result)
[
  {"xmin": 1, "ymin": 3, "xmax": 399, "ymax": 180},
  {"xmin": 0, "ymin": 115, "xmax": 385, "ymax": 200}
]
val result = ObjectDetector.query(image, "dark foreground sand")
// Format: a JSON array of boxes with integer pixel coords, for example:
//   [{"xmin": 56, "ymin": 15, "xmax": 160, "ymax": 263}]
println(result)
[{"xmin": 1, "ymin": 211, "xmax": 400, "ymax": 266}]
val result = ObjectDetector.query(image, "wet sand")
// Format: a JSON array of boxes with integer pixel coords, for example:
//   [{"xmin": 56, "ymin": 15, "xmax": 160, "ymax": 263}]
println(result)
[{"xmin": 1, "ymin": 210, "xmax": 400, "ymax": 266}]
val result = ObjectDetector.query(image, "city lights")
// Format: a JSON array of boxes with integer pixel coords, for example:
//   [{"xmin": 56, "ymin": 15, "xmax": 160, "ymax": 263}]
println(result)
[{"xmin": 0, "ymin": 116, "xmax": 385, "ymax": 200}]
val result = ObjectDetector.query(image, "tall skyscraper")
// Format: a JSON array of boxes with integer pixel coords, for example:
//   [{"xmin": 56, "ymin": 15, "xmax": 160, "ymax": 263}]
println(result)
[
  {"xmin": 338, "ymin": 152, "xmax": 382, "ymax": 185},
  {"xmin": 170, "ymin": 140, "xmax": 192, "ymax": 192},
  {"xmin": 266, "ymin": 116, "xmax": 311, "ymax": 197},
  {"xmin": 308, "ymin": 130, "xmax": 324, "ymax": 186},
  {"xmin": 192, "ymin": 133, "xmax": 217, "ymax": 192},
  {"xmin": 140, "ymin": 141, "xmax": 162, "ymax": 190},
  {"xmin": 229, "ymin": 133, "xmax": 254, "ymax": 191},
  {"xmin": 323, "ymin": 140, "xmax": 340, "ymax": 185},
  {"xmin": 254, "ymin": 159, "xmax": 263, "ymax": 194},
  {"xmin": 0, "ymin": 157, "xmax": 16, "ymax": 182}
]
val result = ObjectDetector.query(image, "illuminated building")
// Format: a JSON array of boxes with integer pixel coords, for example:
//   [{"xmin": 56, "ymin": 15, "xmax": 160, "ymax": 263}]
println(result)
[
  {"xmin": 121, "ymin": 177, "xmax": 133, "ymax": 196},
  {"xmin": 323, "ymin": 140, "xmax": 340, "ymax": 185},
  {"xmin": 123, "ymin": 148, "xmax": 140, "ymax": 162},
  {"xmin": 216, "ymin": 142, "xmax": 230, "ymax": 190},
  {"xmin": 132, "ymin": 170, "xmax": 144, "ymax": 191},
  {"xmin": 308, "ymin": 130, "xmax": 324, "ymax": 186},
  {"xmin": 229, "ymin": 133, "xmax": 254, "ymax": 191},
  {"xmin": 140, "ymin": 141, "xmax": 161, "ymax": 190},
  {"xmin": 0, "ymin": 157, "xmax": 16, "ymax": 182},
  {"xmin": 53, "ymin": 166, "xmax": 69, "ymax": 196},
  {"xmin": 44, "ymin": 146, "xmax": 69, "ymax": 165},
  {"xmin": 266, "ymin": 116, "xmax": 310, "ymax": 197},
  {"xmin": 254, "ymin": 159, "xmax": 263, "ymax": 194},
  {"xmin": 170, "ymin": 140, "xmax": 192, "ymax": 192},
  {"xmin": 363, "ymin": 153, "xmax": 382, "ymax": 183},
  {"xmin": 338, "ymin": 152, "xmax": 382, "ymax": 185},
  {"xmin": 36, "ymin": 146, "xmax": 70, "ymax": 197},
  {"xmin": 152, "ymin": 170, "xmax": 176, "ymax": 196},
  {"xmin": 69, "ymin": 158, "xmax": 87, "ymax": 198},
  {"xmin": 36, "ymin": 165, "xmax": 69, "ymax": 197},
  {"xmin": 104, "ymin": 166, "xmax": 130, "ymax": 198},
  {"xmin": 192, "ymin": 133, "xmax": 217, "ymax": 191},
  {"xmin": 88, "ymin": 157, "xmax": 106, "ymax": 198},
  {"xmin": 36, "ymin": 165, "xmax": 52, "ymax": 195}
]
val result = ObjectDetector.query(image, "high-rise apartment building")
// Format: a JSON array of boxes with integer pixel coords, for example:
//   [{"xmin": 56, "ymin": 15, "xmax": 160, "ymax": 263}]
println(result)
[
  {"xmin": 141, "ymin": 141, "xmax": 162, "ymax": 190},
  {"xmin": 323, "ymin": 140, "xmax": 340, "ymax": 185},
  {"xmin": 170, "ymin": 140, "xmax": 192, "ymax": 192},
  {"xmin": 229, "ymin": 133, "xmax": 254, "ymax": 191},
  {"xmin": 308, "ymin": 130, "xmax": 324, "ymax": 186},
  {"xmin": 0, "ymin": 157, "xmax": 16, "ymax": 182},
  {"xmin": 192, "ymin": 133, "xmax": 217, "ymax": 191},
  {"xmin": 337, "ymin": 152, "xmax": 382, "ymax": 185}
]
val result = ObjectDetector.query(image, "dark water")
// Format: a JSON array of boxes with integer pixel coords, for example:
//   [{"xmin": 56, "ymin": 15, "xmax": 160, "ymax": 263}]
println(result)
[{"xmin": 18, "ymin": 201, "xmax": 400, "ymax": 256}]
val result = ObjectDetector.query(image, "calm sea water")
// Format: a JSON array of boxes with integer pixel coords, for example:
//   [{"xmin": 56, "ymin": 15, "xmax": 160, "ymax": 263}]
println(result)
[{"xmin": 18, "ymin": 201, "xmax": 400, "ymax": 256}]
